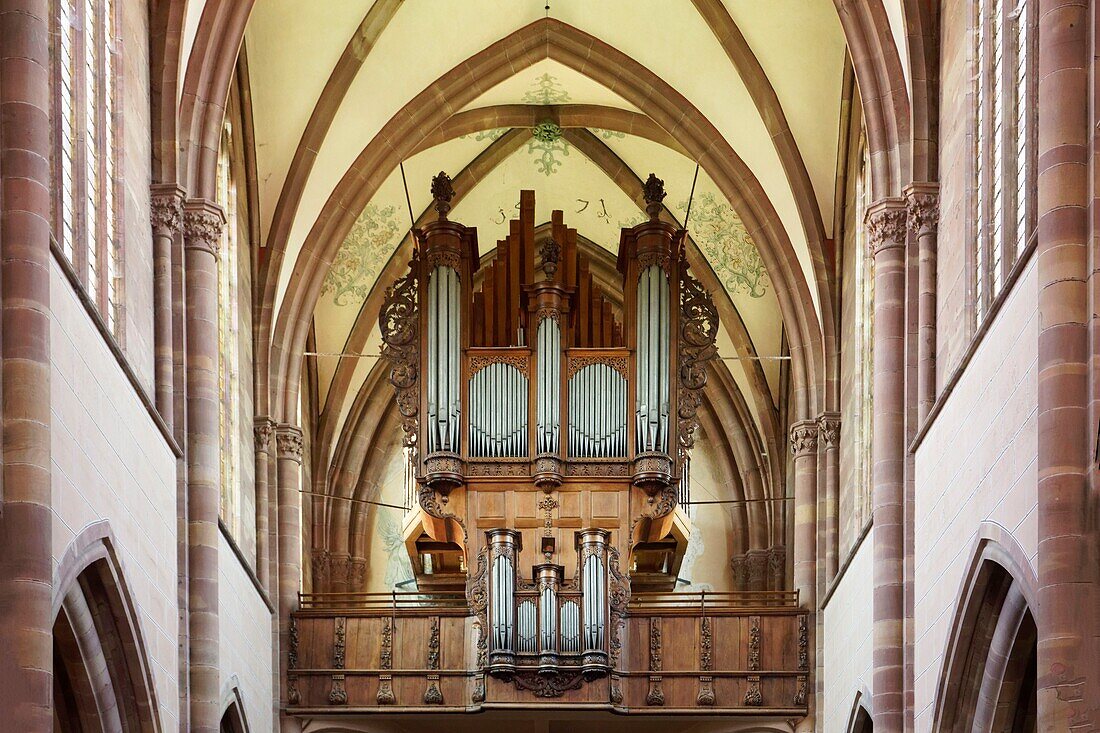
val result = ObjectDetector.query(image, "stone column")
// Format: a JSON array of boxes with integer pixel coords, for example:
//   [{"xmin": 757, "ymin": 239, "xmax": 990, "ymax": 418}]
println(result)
[
  {"xmin": 183, "ymin": 199, "xmax": 225, "ymax": 733},
  {"xmin": 0, "ymin": 0, "xmax": 53, "ymax": 727},
  {"xmin": 906, "ymin": 185, "xmax": 938, "ymax": 424},
  {"xmin": 817, "ymin": 413, "xmax": 840, "ymax": 583},
  {"xmin": 790, "ymin": 420, "xmax": 817, "ymax": 732},
  {"xmin": 1036, "ymin": 0, "xmax": 1098, "ymax": 723},
  {"xmin": 150, "ymin": 184, "xmax": 184, "ymax": 430},
  {"xmin": 254, "ymin": 417, "xmax": 276, "ymax": 591},
  {"xmin": 276, "ymin": 423, "xmax": 304, "ymax": 731},
  {"xmin": 867, "ymin": 200, "xmax": 908, "ymax": 733}
]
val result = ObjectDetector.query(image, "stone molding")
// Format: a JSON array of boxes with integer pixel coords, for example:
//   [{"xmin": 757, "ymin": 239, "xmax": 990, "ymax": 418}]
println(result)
[
  {"xmin": 816, "ymin": 412, "xmax": 840, "ymax": 450},
  {"xmin": 182, "ymin": 198, "xmax": 226, "ymax": 258},
  {"xmin": 789, "ymin": 420, "xmax": 818, "ymax": 457},
  {"xmin": 150, "ymin": 184, "xmax": 185, "ymax": 235},
  {"xmin": 866, "ymin": 199, "xmax": 908, "ymax": 256},
  {"xmin": 276, "ymin": 424, "xmax": 304, "ymax": 463}
]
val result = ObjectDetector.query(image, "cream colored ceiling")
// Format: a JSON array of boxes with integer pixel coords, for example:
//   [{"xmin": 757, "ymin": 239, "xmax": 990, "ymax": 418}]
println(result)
[{"xmin": 240, "ymin": 0, "xmax": 852, "ymax": 463}]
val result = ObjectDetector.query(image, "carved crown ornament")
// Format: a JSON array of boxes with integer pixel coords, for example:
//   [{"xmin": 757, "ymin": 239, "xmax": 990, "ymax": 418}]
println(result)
[
  {"xmin": 182, "ymin": 199, "xmax": 226, "ymax": 258},
  {"xmin": 789, "ymin": 421, "xmax": 818, "ymax": 457},
  {"xmin": 866, "ymin": 201, "xmax": 908, "ymax": 257}
]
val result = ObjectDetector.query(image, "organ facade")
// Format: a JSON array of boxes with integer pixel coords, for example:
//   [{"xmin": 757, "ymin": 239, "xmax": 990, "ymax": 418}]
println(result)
[{"xmin": 288, "ymin": 173, "xmax": 809, "ymax": 719}]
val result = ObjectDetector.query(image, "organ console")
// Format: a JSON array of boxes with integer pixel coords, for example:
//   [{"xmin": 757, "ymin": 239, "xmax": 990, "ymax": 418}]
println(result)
[{"xmin": 288, "ymin": 173, "xmax": 809, "ymax": 718}]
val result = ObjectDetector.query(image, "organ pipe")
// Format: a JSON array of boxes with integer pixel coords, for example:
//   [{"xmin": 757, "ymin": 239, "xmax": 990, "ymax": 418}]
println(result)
[
  {"xmin": 635, "ymin": 264, "xmax": 670, "ymax": 454},
  {"xmin": 536, "ymin": 318, "xmax": 561, "ymax": 455},
  {"xmin": 486, "ymin": 529, "xmax": 521, "ymax": 669},
  {"xmin": 426, "ymin": 265, "xmax": 462, "ymax": 454}
]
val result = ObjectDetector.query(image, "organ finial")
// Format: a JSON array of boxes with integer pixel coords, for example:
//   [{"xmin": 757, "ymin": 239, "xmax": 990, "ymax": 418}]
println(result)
[
  {"xmin": 539, "ymin": 238, "xmax": 561, "ymax": 279},
  {"xmin": 643, "ymin": 173, "xmax": 666, "ymax": 220},
  {"xmin": 431, "ymin": 171, "xmax": 455, "ymax": 219}
]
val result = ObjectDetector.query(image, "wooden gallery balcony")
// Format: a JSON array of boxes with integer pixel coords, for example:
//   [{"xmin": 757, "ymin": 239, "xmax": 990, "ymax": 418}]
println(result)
[{"xmin": 287, "ymin": 590, "xmax": 809, "ymax": 717}]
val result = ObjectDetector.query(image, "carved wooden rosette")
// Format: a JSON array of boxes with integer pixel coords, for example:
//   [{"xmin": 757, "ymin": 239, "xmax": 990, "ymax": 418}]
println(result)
[
  {"xmin": 697, "ymin": 616, "xmax": 715, "ymax": 706},
  {"xmin": 328, "ymin": 616, "xmax": 348, "ymax": 705},
  {"xmin": 646, "ymin": 617, "xmax": 664, "ymax": 706},
  {"xmin": 423, "ymin": 616, "xmax": 443, "ymax": 705},
  {"xmin": 287, "ymin": 616, "xmax": 301, "ymax": 706},
  {"xmin": 744, "ymin": 615, "xmax": 763, "ymax": 706},
  {"xmin": 379, "ymin": 251, "xmax": 421, "ymax": 449},
  {"xmin": 677, "ymin": 255, "xmax": 718, "ymax": 452},
  {"xmin": 376, "ymin": 616, "xmax": 396, "ymax": 705}
]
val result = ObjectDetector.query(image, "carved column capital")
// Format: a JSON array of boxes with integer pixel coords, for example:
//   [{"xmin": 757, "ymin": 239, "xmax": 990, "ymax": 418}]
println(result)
[
  {"xmin": 789, "ymin": 420, "xmax": 818, "ymax": 457},
  {"xmin": 254, "ymin": 416, "xmax": 276, "ymax": 451},
  {"xmin": 182, "ymin": 198, "xmax": 226, "ymax": 258},
  {"xmin": 866, "ymin": 199, "xmax": 908, "ymax": 257},
  {"xmin": 150, "ymin": 183, "xmax": 185, "ymax": 236},
  {"xmin": 276, "ymin": 424, "xmax": 304, "ymax": 463},
  {"xmin": 816, "ymin": 412, "xmax": 840, "ymax": 450},
  {"xmin": 905, "ymin": 184, "xmax": 939, "ymax": 238}
]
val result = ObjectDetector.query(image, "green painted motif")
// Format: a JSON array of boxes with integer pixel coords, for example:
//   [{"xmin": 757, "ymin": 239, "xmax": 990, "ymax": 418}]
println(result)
[
  {"xmin": 321, "ymin": 204, "xmax": 402, "ymax": 307},
  {"xmin": 522, "ymin": 73, "xmax": 571, "ymax": 105},
  {"xmin": 528, "ymin": 120, "xmax": 569, "ymax": 176},
  {"xmin": 591, "ymin": 128, "xmax": 626, "ymax": 140},
  {"xmin": 459, "ymin": 128, "xmax": 508, "ymax": 142},
  {"xmin": 680, "ymin": 192, "xmax": 770, "ymax": 298}
]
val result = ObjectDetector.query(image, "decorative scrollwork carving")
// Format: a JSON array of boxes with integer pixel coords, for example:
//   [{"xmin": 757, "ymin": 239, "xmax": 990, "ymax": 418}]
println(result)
[
  {"xmin": 377, "ymin": 617, "xmax": 396, "ymax": 705},
  {"xmin": 748, "ymin": 615, "xmax": 761, "ymax": 671},
  {"xmin": 798, "ymin": 613, "xmax": 809, "ymax": 671},
  {"xmin": 380, "ymin": 253, "xmax": 420, "ymax": 448},
  {"xmin": 288, "ymin": 616, "xmax": 301, "ymax": 706},
  {"xmin": 567, "ymin": 354, "xmax": 628, "ymax": 378},
  {"xmin": 467, "ymin": 549, "xmax": 489, "ymax": 669},
  {"xmin": 469, "ymin": 353, "xmax": 529, "ymax": 377},
  {"xmin": 608, "ymin": 547, "xmax": 629, "ymax": 671},
  {"xmin": 423, "ymin": 617, "xmax": 443, "ymax": 704},
  {"xmin": 678, "ymin": 256, "xmax": 719, "ymax": 450},
  {"xmin": 744, "ymin": 675, "xmax": 763, "ymax": 706},
  {"xmin": 638, "ymin": 250, "xmax": 673, "ymax": 273},
  {"xmin": 467, "ymin": 459, "xmax": 528, "ymax": 477},
  {"xmin": 328, "ymin": 616, "xmax": 348, "ymax": 705},
  {"xmin": 565, "ymin": 461, "xmax": 629, "ymax": 477},
  {"xmin": 795, "ymin": 675, "xmax": 808, "ymax": 706},
  {"xmin": 511, "ymin": 670, "xmax": 586, "ymax": 698}
]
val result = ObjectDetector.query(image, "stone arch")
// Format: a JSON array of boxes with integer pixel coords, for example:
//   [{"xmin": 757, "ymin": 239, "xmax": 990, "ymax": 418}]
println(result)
[
  {"xmin": 267, "ymin": 18, "xmax": 825, "ymax": 434},
  {"xmin": 52, "ymin": 522, "xmax": 163, "ymax": 732},
  {"xmin": 931, "ymin": 523, "xmax": 1039, "ymax": 732},
  {"xmin": 219, "ymin": 680, "xmax": 250, "ymax": 733},
  {"xmin": 845, "ymin": 686, "xmax": 874, "ymax": 732}
]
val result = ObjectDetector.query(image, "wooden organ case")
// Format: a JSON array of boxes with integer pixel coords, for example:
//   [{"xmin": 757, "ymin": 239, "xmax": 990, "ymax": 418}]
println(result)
[{"xmin": 287, "ymin": 173, "xmax": 810, "ymax": 721}]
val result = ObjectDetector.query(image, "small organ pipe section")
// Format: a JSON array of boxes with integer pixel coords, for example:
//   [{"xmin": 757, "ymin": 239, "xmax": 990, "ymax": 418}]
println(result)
[
  {"xmin": 568, "ymin": 363, "xmax": 627, "ymax": 458},
  {"xmin": 535, "ymin": 317, "xmax": 562, "ymax": 455},
  {"xmin": 468, "ymin": 362, "xmax": 529, "ymax": 458},
  {"xmin": 487, "ymin": 529, "xmax": 520, "ymax": 669}
]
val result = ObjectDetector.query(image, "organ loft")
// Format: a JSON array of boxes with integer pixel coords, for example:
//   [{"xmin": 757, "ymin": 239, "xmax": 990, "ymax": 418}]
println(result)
[{"xmin": 289, "ymin": 173, "xmax": 809, "ymax": 719}]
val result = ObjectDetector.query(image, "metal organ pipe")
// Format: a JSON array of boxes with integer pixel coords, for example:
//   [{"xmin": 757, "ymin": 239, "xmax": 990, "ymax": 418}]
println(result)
[
  {"xmin": 469, "ymin": 363, "xmax": 529, "ymax": 458},
  {"xmin": 636, "ymin": 265, "xmax": 670, "ymax": 453},
  {"xmin": 487, "ymin": 529, "xmax": 520, "ymax": 666},
  {"xmin": 568, "ymin": 364, "xmax": 627, "ymax": 458},
  {"xmin": 577, "ymin": 529, "xmax": 610, "ymax": 663},
  {"xmin": 536, "ymin": 318, "xmax": 561, "ymax": 455},
  {"xmin": 427, "ymin": 266, "xmax": 461, "ymax": 453}
]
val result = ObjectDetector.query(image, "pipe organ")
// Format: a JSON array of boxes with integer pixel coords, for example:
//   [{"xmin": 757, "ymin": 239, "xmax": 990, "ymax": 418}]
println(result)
[{"xmin": 286, "ymin": 172, "xmax": 809, "ymax": 716}]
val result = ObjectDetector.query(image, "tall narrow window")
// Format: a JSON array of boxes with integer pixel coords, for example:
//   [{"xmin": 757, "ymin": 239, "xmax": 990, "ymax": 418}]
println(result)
[
  {"xmin": 217, "ymin": 125, "xmax": 242, "ymax": 539},
  {"xmin": 853, "ymin": 143, "xmax": 874, "ymax": 529},
  {"xmin": 974, "ymin": 0, "xmax": 1036, "ymax": 326},
  {"xmin": 53, "ymin": 0, "xmax": 123, "ymax": 335}
]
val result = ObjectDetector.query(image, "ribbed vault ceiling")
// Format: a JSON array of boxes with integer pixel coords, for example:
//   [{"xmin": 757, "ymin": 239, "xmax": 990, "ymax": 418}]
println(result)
[{"xmin": 240, "ymin": 0, "xmax": 862, "ymax": 469}]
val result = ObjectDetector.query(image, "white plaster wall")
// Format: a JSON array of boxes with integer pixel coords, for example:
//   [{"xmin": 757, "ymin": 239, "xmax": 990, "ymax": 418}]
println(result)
[
  {"xmin": 219, "ymin": 537, "xmax": 275, "ymax": 732},
  {"xmin": 912, "ymin": 258, "xmax": 1038, "ymax": 730},
  {"xmin": 50, "ymin": 261, "xmax": 181, "ymax": 729},
  {"xmin": 823, "ymin": 530, "xmax": 874, "ymax": 731}
]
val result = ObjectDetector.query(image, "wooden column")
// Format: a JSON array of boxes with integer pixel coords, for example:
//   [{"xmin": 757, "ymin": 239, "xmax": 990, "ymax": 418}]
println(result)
[
  {"xmin": 906, "ymin": 185, "xmax": 938, "ymax": 424},
  {"xmin": 151, "ymin": 184, "xmax": 184, "ymax": 430},
  {"xmin": 817, "ymin": 413, "xmax": 840, "ymax": 583},
  {"xmin": 0, "ymin": 0, "xmax": 53, "ymax": 726},
  {"xmin": 276, "ymin": 423, "xmax": 304, "ymax": 731},
  {"xmin": 790, "ymin": 420, "xmax": 817, "ymax": 732},
  {"xmin": 1036, "ymin": 0, "xmax": 1098, "ymax": 723},
  {"xmin": 867, "ymin": 200, "xmax": 908, "ymax": 733},
  {"xmin": 182, "ymin": 199, "xmax": 226, "ymax": 733}
]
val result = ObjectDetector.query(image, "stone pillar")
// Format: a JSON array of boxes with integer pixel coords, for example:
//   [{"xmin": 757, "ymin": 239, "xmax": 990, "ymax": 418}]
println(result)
[
  {"xmin": 867, "ymin": 200, "xmax": 908, "ymax": 733},
  {"xmin": 790, "ymin": 420, "xmax": 817, "ymax": 732},
  {"xmin": 150, "ymin": 184, "xmax": 184, "ymax": 430},
  {"xmin": 0, "ymin": 0, "xmax": 53, "ymax": 726},
  {"xmin": 254, "ymin": 417, "xmax": 276, "ymax": 591},
  {"xmin": 817, "ymin": 413, "xmax": 840, "ymax": 582},
  {"xmin": 276, "ymin": 423, "xmax": 304, "ymax": 731},
  {"xmin": 906, "ymin": 185, "xmax": 938, "ymax": 424},
  {"xmin": 183, "ymin": 199, "xmax": 226, "ymax": 733},
  {"xmin": 1036, "ymin": 0, "xmax": 1098, "ymax": 724}
]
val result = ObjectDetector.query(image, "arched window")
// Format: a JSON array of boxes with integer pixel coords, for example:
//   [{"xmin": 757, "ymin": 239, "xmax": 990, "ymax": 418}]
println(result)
[
  {"xmin": 217, "ymin": 124, "xmax": 242, "ymax": 540},
  {"xmin": 974, "ymin": 0, "xmax": 1036, "ymax": 326},
  {"xmin": 54, "ymin": 0, "xmax": 124, "ymax": 335}
]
